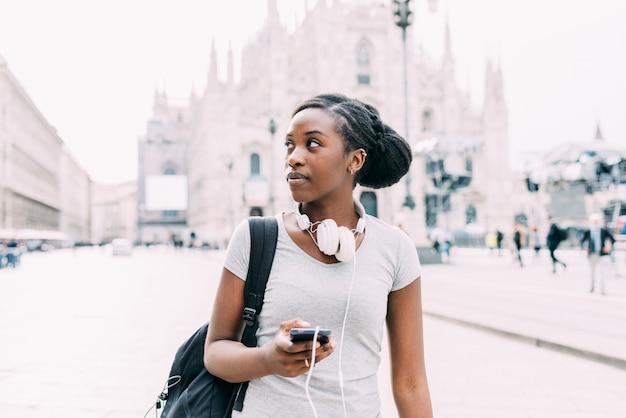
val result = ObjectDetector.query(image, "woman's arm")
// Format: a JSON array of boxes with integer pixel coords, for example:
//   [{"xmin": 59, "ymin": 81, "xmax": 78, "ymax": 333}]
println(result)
[
  {"xmin": 386, "ymin": 278, "xmax": 433, "ymax": 418},
  {"xmin": 203, "ymin": 267, "xmax": 334, "ymax": 383}
]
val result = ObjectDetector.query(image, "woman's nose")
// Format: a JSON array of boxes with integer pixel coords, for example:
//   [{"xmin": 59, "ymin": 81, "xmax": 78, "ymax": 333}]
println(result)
[{"xmin": 286, "ymin": 147, "xmax": 304, "ymax": 167}]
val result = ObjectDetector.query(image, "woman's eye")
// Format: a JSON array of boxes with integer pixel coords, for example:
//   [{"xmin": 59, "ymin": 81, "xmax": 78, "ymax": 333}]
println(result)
[
  {"xmin": 284, "ymin": 138, "xmax": 320, "ymax": 149},
  {"xmin": 307, "ymin": 139, "xmax": 321, "ymax": 148}
]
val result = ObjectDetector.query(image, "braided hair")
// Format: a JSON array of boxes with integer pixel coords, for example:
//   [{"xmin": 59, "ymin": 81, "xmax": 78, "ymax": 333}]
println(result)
[{"xmin": 291, "ymin": 93, "xmax": 412, "ymax": 189}]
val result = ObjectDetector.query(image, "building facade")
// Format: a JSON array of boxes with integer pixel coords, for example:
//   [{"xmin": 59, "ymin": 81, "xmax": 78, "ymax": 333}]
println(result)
[
  {"xmin": 136, "ymin": 91, "xmax": 192, "ymax": 245},
  {"xmin": 140, "ymin": 0, "xmax": 512, "ymax": 247},
  {"xmin": 90, "ymin": 181, "xmax": 137, "ymax": 245},
  {"xmin": 0, "ymin": 54, "xmax": 91, "ymax": 244}
]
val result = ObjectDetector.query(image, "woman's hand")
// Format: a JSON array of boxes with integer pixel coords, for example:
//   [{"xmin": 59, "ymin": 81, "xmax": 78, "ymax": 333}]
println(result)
[{"xmin": 261, "ymin": 318, "xmax": 336, "ymax": 377}]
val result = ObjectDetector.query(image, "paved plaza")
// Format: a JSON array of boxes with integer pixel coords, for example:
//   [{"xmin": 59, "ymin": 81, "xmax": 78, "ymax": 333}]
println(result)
[{"xmin": 0, "ymin": 245, "xmax": 625, "ymax": 417}]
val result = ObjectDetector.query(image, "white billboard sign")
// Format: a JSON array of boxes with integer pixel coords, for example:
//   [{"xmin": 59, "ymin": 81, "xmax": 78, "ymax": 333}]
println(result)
[{"xmin": 145, "ymin": 175, "xmax": 188, "ymax": 210}]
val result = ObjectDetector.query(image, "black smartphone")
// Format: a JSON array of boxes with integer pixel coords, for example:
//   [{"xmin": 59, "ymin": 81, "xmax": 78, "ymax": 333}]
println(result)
[{"xmin": 290, "ymin": 328, "xmax": 331, "ymax": 344}]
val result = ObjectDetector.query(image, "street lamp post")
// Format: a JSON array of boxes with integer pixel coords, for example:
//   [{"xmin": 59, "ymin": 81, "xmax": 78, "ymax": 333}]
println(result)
[
  {"xmin": 268, "ymin": 118, "xmax": 277, "ymax": 215},
  {"xmin": 393, "ymin": 0, "xmax": 416, "ymax": 210}
]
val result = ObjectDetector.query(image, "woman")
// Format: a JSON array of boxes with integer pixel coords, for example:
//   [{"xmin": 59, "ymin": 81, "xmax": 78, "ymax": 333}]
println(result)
[{"xmin": 204, "ymin": 93, "xmax": 432, "ymax": 417}]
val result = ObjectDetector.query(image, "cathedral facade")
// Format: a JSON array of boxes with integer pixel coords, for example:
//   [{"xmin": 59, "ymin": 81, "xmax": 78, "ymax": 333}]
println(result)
[{"xmin": 141, "ymin": 0, "xmax": 512, "ymax": 247}]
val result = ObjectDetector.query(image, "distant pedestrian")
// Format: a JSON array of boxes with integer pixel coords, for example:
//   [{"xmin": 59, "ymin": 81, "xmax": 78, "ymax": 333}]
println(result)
[
  {"xmin": 440, "ymin": 232, "xmax": 453, "ymax": 263},
  {"xmin": 431, "ymin": 238, "xmax": 440, "ymax": 254},
  {"xmin": 485, "ymin": 231, "xmax": 497, "ymax": 255},
  {"xmin": 529, "ymin": 226, "xmax": 541, "ymax": 255},
  {"xmin": 5, "ymin": 239, "xmax": 21, "ymax": 268},
  {"xmin": 580, "ymin": 213, "xmax": 615, "ymax": 294},
  {"xmin": 496, "ymin": 230, "xmax": 504, "ymax": 256},
  {"xmin": 512, "ymin": 222, "xmax": 524, "ymax": 267},
  {"xmin": 546, "ymin": 216, "xmax": 567, "ymax": 273}
]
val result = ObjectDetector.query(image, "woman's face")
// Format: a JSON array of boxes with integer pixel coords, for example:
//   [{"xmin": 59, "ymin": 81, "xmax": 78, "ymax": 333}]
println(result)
[{"xmin": 284, "ymin": 107, "xmax": 353, "ymax": 204}]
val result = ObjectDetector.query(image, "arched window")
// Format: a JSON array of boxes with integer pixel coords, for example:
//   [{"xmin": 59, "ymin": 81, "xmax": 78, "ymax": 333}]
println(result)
[
  {"xmin": 465, "ymin": 205, "xmax": 476, "ymax": 224},
  {"xmin": 356, "ymin": 43, "xmax": 371, "ymax": 85},
  {"xmin": 359, "ymin": 191, "xmax": 378, "ymax": 217},
  {"xmin": 250, "ymin": 153, "xmax": 260, "ymax": 176}
]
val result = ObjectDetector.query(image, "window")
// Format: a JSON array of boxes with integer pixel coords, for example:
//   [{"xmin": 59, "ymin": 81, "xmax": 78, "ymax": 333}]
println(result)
[
  {"xmin": 250, "ymin": 153, "xmax": 260, "ymax": 175},
  {"xmin": 359, "ymin": 191, "xmax": 378, "ymax": 217},
  {"xmin": 465, "ymin": 205, "xmax": 476, "ymax": 224},
  {"xmin": 425, "ymin": 193, "xmax": 451, "ymax": 227},
  {"xmin": 425, "ymin": 157, "xmax": 444, "ymax": 175},
  {"xmin": 425, "ymin": 194, "xmax": 438, "ymax": 227},
  {"xmin": 422, "ymin": 108, "xmax": 432, "ymax": 132},
  {"xmin": 356, "ymin": 43, "xmax": 371, "ymax": 86}
]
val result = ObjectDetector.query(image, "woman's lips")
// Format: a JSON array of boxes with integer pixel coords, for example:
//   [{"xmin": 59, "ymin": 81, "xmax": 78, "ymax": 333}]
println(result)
[{"xmin": 286, "ymin": 171, "xmax": 308, "ymax": 185}]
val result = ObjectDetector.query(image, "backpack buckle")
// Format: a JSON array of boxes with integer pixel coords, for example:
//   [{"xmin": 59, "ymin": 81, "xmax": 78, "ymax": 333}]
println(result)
[{"xmin": 242, "ymin": 307, "xmax": 256, "ymax": 326}]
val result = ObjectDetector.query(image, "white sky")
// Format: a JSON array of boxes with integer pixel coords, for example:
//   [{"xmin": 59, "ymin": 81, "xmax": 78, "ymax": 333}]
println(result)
[{"xmin": 1, "ymin": 0, "xmax": 625, "ymax": 183}]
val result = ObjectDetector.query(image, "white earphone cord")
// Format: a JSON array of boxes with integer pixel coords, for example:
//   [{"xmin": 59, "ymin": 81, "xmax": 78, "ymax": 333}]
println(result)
[
  {"xmin": 305, "ymin": 251, "xmax": 357, "ymax": 418},
  {"xmin": 304, "ymin": 326, "xmax": 320, "ymax": 418},
  {"xmin": 337, "ymin": 252, "xmax": 357, "ymax": 417}
]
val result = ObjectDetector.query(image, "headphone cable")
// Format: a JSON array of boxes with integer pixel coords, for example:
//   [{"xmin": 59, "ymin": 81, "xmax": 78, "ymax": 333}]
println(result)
[
  {"xmin": 304, "ymin": 230, "xmax": 361, "ymax": 418},
  {"xmin": 305, "ymin": 326, "xmax": 320, "ymax": 418},
  {"xmin": 337, "ymin": 251, "xmax": 358, "ymax": 418}
]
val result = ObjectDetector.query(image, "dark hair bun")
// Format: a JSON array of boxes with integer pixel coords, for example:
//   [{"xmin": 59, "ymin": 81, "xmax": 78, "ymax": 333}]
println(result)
[{"xmin": 358, "ymin": 124, "xmax": 412, "ymax": 189}]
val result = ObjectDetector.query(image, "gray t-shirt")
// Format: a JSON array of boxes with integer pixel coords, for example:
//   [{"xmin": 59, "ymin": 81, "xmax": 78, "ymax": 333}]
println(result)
[{"xmin": 225, "ymin": 213, "xmax": 421, "ymax": 418}]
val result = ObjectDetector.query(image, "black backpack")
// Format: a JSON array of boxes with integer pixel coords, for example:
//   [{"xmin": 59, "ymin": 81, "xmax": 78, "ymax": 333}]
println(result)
[{"xmin": 155, "ymin": 217, "xmax": 278, "ymax": 418}]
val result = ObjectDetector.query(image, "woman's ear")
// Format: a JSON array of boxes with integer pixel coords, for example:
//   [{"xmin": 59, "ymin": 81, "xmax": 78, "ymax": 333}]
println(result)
[{"xmin": 349, "ymin": 148, "xmax": 367, "ymax": 174}]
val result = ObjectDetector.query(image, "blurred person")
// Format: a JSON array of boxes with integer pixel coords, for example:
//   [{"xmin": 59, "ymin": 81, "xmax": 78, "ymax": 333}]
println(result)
[
  {"xmin": 529, "ymin": 226, "xmax": 542, "ymax": 255},
  {"xmin": 0, "ymin": 241, "xmax": 6, "ymax": 268},
  {"xmin": 6, "ymin": 239, "xmax": 21, "ymax": 268},
  {"xmin": 512, "ymin": 222, "xmax": 525, "ymax": 267},
  {"xmin": 442, "ymin": 232, "xmax": 453, "ymax": 262},
  {"xmin": 496, "ymin": 230, "xmax": 504, "ymax": 255},
  {"xmin": 580, "ymin": 213, "xmax": 615, "ymax": 294},
  {"xmin": 546, "ymin": 216, "xmax": 567, "ymax": 273},
  {"xmin": 485, "ymin": 231, "xmax": 497, "ymax": 255}
]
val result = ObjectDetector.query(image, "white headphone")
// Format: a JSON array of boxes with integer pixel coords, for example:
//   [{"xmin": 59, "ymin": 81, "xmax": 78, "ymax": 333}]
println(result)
[{"xmin": 295, "ymin": 200, "xmax": 366, "ymax": 262}]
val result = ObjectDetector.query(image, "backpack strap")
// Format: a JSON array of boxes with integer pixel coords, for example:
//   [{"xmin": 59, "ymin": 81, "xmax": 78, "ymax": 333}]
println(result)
[
  {"xmin": 241, "ymin": 217, "xmax": 278, "ymax": 345},
  {"xmin": 233, "ymin": 216, "xmax": 278, "ymax": 412}
]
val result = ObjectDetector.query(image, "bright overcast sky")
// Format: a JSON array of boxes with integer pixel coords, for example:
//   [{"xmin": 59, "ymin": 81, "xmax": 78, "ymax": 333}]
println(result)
[{"xmin": 1, "ymin": 0, "xmax": 625, "ymax": 183}]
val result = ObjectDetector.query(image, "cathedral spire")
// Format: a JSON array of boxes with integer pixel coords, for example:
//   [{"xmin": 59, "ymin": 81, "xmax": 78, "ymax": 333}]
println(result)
[
  {"xmin": 595, "ymin": 121, "xmax": 603, "ymax": 141},
  {"xmin": 227, "ymin": 41, "xmax": 234, "ymax": 84},
  {"xmin": 208, "ymin": 38, "xmax": 218, "ymax": 83},
  {"xmin": 444, "ymin": 14, "xmax": 452, "ymax": 62},
  {"xmin": 267, "ymin": 0, "xmax": 279, "ymax": 25},
  {"xmin": 442, "ymin": 14, "xmax": 455, "ymax": 87}
]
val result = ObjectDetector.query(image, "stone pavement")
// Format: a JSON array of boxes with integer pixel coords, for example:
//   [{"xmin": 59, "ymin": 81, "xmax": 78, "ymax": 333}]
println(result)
[
  {"xmin": 421, "ymin": 247, "xmax": 626, "ymax": 369},
  {"xmin": 405, "ymin": 247, "xmax": 626, "ymax": 418},
  {"xmin": 0, "ymin": 246, "xmax": 624, "ymax": 417}
]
